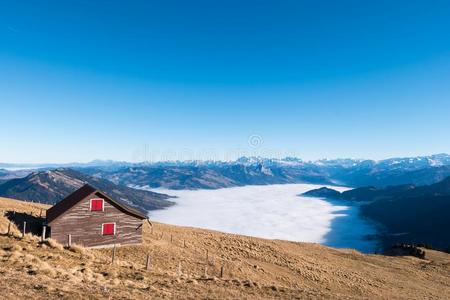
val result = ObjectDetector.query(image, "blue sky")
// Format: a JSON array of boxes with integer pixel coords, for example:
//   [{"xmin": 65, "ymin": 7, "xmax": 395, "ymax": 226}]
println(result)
[{"xmin": 1, "ymin": 0, "xmax": 450, "ymax": 163}]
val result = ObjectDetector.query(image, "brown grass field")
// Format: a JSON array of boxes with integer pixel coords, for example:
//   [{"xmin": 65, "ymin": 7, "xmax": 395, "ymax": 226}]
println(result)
[{"xmin": 0, "ymin": 196, "xmax": 449, "ymax": 299}]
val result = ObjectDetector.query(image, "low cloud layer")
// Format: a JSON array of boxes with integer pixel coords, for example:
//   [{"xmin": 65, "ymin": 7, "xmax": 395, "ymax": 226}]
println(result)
[{"xmin": 148, "ymin": 184, "xmax": 379, "ymax": 253}]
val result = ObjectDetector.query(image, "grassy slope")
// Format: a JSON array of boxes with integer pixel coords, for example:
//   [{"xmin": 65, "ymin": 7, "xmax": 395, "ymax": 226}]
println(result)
[{"xmin": 0, "ymin": 197, "xmax": 449, "ymax": 299}]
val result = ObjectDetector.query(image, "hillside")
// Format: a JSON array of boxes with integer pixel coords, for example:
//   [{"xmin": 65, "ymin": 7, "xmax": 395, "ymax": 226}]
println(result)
[
  {"xmin": 0, "ymin": 197, "xmax": 449, "ymax": 299},
  {"xmin": 302, "ymin": 178, "xmax": 450, "ymax": 250},
  {"xmin": 0, "ymin": 169, "xmax": 175, "ymax": 211}
]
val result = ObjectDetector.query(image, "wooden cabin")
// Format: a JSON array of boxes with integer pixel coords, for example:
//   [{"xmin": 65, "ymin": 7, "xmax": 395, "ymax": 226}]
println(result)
[{"xmin": 46, "ymin": 184, "xmax": 147, "ymax": 248}]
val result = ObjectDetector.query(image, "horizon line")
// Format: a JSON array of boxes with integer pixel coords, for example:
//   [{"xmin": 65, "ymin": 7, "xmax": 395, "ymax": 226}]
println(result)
[{"xmin": 1, "ymin": 152, "xmax": 449, "ymax": 167}]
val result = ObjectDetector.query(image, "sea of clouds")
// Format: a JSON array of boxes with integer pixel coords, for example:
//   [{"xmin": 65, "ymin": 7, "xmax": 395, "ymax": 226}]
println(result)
[{"xmin": 147, "ymin": 184, "xmax": 379, "ymax": 253}]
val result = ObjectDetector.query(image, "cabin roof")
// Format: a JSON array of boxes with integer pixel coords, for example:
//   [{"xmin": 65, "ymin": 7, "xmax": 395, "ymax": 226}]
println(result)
[{"xmin": 46, "ymin": 184, "xmax": 147, "ymax": 223}]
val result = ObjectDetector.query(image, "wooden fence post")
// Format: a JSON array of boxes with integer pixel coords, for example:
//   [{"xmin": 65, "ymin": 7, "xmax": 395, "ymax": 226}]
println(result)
[
  {"xmin": 22, "ymin": 221, "xmax": 26, "ymax": 238},
  {"xmin": 112, "ymin": 243, "xmax": 117, "ymax": 264},
  {"xmin": 220, "ymin": 266, "xmax": 224, "ymax": 278},
  {"xmin": 145, "ymin": 254, "xmax": 151, "ymax": 271},
  {"xmin": 67, "ymin": 234, "xmax": 72, "ymax": 247},
  {"xmin": 7, "ymin": 221, "xmax": 11, "ymax": 235},
  {"xmin": 41, "ymin": 226, "xmax": 46, "ymax": 242}
]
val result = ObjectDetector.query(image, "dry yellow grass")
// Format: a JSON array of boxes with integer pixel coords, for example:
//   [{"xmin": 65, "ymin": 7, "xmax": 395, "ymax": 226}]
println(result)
[
  {"xmin": 44, "ymin": 239, "xmax": 64, "ymax": 251},
  {"xmin": 0, "ymin": 196, "xmax": 449, "ymax": 299}
]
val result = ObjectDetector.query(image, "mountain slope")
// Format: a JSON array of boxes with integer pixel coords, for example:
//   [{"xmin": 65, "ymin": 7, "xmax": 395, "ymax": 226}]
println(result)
[
  {"xmin": 302, "ymin": 177, "xmax": 450, "ymax": 250},
  {"xmin": 0, "ymin": 169, "xmax": 175, "ymax": 211},
  {"xmin": 303, "ymin": 176, "xmax": 450, "ymax": 202},
  {"xmin": 1, "ymin": 197, "xmax": 450, "ymax": 299}
]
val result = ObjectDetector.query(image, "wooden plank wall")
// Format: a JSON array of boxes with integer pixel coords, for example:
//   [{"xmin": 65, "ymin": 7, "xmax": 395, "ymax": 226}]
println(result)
[{"xmin": 49, "ymin": 192, "xmax": 143, "ymax": 248}]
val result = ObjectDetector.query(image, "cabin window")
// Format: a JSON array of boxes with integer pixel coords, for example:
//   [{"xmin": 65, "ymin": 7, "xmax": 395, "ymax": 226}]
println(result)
[
  {"xmin": 90, "ymin": 198, "xmax": 104, "ymax": 211},
  {"xmin": 102, "ymin": 223, "xmax": 116, "ymax": 235}
]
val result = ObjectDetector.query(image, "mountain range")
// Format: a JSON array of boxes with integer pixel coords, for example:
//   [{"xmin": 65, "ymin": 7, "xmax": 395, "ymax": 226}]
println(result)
[
  {"xmin": 83, "ymin": 163, "xmax": 333, "ymax": 190},
  {"xmin": 2, "ymin": 154, "xmax": 450, "ymax": 190},
  {"xmin": 0, "ymin": 168, "xmax": 31, "ymax": 185},
  {"xmin": 76, "ymin": 153, "xmax": 450, "ymax": 189},
  {"xmin": 1, "ymin": 153, "xmax": 450, "ymax": 250}
]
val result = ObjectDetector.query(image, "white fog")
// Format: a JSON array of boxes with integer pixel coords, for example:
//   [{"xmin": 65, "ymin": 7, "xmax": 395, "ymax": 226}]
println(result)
[{"xmin": 146, "ymin": 184, "xmax": 379, "ymax": 253}]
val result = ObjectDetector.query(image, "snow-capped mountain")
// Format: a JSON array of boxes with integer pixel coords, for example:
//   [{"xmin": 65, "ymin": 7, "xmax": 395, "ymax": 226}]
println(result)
[{"xmin": 2, "ymin": 154, "xmax": 450, "ymax": 190}]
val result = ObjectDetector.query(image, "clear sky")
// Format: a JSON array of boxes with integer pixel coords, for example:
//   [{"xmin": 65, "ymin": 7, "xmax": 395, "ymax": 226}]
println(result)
[{"xmin": 1, "ymin": 0, "xmax": 450, "ymax": 163}]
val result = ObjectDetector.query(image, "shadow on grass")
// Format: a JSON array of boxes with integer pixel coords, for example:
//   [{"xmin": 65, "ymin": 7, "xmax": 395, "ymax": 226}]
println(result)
[{"xmin": 4, "ymin": 210, "xmax": 46, "ymax": 236}]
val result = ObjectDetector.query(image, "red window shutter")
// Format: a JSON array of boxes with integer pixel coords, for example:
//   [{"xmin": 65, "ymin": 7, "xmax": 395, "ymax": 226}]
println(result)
[
  {"xmin": 102, "ymin": 223, "xmax": 115, "ymax": 235},
  {"xmin": 91, "ymin": 199, "xmax": 104, "ymax": 211}
]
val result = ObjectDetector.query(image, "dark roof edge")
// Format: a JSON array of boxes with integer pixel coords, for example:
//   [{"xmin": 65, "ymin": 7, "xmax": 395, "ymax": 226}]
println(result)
[{"xmin": 46, "ymin": 184, "xmax": 96, "ymax": 224}]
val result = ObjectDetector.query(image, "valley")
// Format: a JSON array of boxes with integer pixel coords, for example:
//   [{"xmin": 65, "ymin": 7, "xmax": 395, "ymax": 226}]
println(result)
[{"xmin": 147, "ymin": 184, "xmax": 379, "ymax": 253}]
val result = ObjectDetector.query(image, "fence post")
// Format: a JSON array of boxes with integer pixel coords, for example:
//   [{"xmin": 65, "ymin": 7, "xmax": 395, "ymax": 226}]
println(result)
[
  {"xmin": 41, "ymin": 226, "xmax": 46, "ymax": 242},
  {"xmin": 146, "ymin": 254, "xmax": 151, "ymax": 271},
  {"xmin": 112, "ymin": 243, "xmax": 117, "ymax": 264},
  {"xmin": 67, "ymin": 234, "xmax": 72, "ymax": 247},
  {"xmin": 22, "ymin": 221, "xmax": 26, "ymax": 238},
  {"xmin": 177, "ymin": 262, "xmax": 182, "ymax": 277},
  {"xmin": 220, "ymin": 266, "xmax": 224, "ymax": 278}
]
